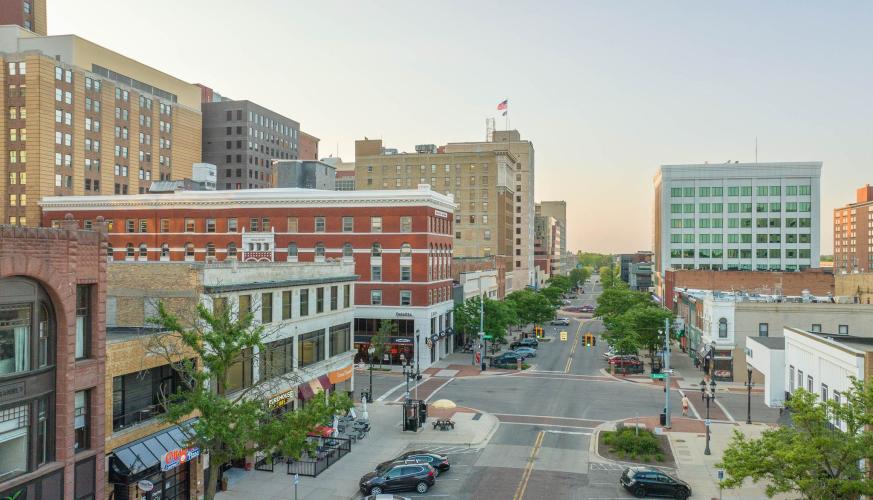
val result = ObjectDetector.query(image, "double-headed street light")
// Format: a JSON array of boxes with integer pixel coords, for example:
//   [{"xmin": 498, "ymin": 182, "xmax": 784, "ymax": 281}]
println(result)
[
  {"xmin": 700, "ymin": 378, "xmax": 717, "ymax": 455},
  {"xmin": 366, "ymin": 346, "xmax": 375, "ymax": 403}
]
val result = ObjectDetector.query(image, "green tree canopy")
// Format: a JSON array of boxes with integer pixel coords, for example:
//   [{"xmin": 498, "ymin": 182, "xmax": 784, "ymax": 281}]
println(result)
[
  {"xmin": 594, "ymin": 287, "xmax": 652, "ymax": 327},
  {"xmin": 150, "ymin": 302, "xmax": 351, "ymax": 500},
  {"xmin": 577, "ymin": 252, "xmax": 612, "ymax": 269},
  {"xmin": 370, "ymin": 319, "xmax": 396, "ymax": 364},
  {"xmin": 719, "ymin": 379, "xmax": 873, "ymax": 498},
  {"xmin": 610, "ymin": 305, "xmax": 672, "ymax": 354},
  {"xmin": 454, "ymin": 295, "xmax": 516, "ymax": 343},
  {"xmin": 599, "ymin": 264, "xmax": 622, "ymax": 289}
]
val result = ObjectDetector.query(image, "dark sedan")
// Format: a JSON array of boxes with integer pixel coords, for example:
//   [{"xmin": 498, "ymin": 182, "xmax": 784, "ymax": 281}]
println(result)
[
  {"xmin": 377, "ymin": 450, "xmax": 450, "ymax": 476},
  {"xmin": 620, "ymin": 467, "xmax": 691, "ymax": 499},
  {"xmin": 360, "ymin": 463, "xmax": 435, "ymax": 495}
]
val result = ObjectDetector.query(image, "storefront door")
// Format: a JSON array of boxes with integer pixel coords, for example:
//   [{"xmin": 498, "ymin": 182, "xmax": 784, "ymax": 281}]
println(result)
[{"xmin": 142, "ymin": 463, "xmax": 190, "ymax": 500}]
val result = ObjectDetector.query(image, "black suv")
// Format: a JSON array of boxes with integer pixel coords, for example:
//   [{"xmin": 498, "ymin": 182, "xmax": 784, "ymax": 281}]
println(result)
[
  {"xmin": 620, "ymin": 467, "xmax": 690, "ymax": 499},
  {"xmin": 492, "ymin": 351, "xmax": 523, "ymax": 367},
  {"xmin": 360, "ymin": 462, "xmax": 435, "ymax": 495},
  {"xmin": 509, "ymin": 338, "xmax": 539, "ymax": 350}
]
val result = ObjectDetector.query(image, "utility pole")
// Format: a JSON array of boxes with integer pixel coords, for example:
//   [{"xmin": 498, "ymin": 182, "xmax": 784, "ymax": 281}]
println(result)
[
  {"xmin": 664, "ymin": 317, "xmax": 671, "ymax": 429},
  {"xmin": 479, "ymin": 292, "xmax": 486, "ymax": 371}
]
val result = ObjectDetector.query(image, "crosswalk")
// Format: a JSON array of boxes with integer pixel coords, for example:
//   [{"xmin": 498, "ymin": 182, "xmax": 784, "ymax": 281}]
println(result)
[{"xmin": 424, "ymin": 445, "xmax": 483, "ymax": 456}]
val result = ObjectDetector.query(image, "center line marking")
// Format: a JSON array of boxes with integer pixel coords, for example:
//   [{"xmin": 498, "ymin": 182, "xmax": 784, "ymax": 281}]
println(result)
[{"xmin": 513, "ymin": 430, "xmax": 544, "ymax": 500}]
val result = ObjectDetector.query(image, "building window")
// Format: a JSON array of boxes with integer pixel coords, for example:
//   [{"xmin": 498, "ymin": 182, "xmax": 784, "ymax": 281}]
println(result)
[
  {"xmin": 400, "ymin": 216, "xmax": 412, "ymax": 233},
  {"xmin": 342, "ymin": 243, "xmax": 353, "ymax": 259},
  {"xmin": 401, "ymin": 266, "xmax": 411, "ymax": 281},
  {"xmin": 74, "ymin": 390, "xmax": 90, "ymax": 452},
  {"xmin": 811, "ymin": 324, "xmax": 822, "ymax": 333},
  {"xmin": 238, "ymin": 294, "xmax": 251, "ymax": 319},
  {"xmin": 261, "ymin": 293, "xmax": 272, "ymax": 323},
  {"xmin": 370, "ymin": 289, "xmax": 382, "ymax": 305},
  {"xmin": 206, "ymin": 243, "xmax": 216, "ymax": 258},
  {"xmin": 224, "ymin": 348, "xmax": 254, "ymax": 394},
  {"xmin": 287, "ymin": 243, "xmax": 298, "ymax": 261},
  {"xmin": 371, "ymin": 243, "xmax": 382, "ymax": 257},
  {"xmin": 298, "ymin": 329, "xmax": 325, "ymax": 367},
  {"xmin": 371, "ymin": 266, "xmax": 382, "ymax": 281},
  {"xmin": 206, "ymin": 218, "xmax": 216, "ymax": 233},
  {"xmin": 76, "ymin": 285, "xmax": 91, "ymax": 359},
  {"xmin": 329, "ymin": 323, "xmax": 351, "ymax": 357},
  {"xmin": 316, "ymin": 288, "xmax": 324, "ymax": 314},
  {"xmin": 839, "ymin": 325, "xmax": 849, "ymax": 335},
  {"xmin": 400, "ymin": 290, "xmax": 412, "ymax": 306},
  {"xmin": 314, "ymin": 217, "xmax": 325, "ymax": 232},
  {"xmin": 287, "ymin": 217, "xmax": 298, "ymax": 233},
  {"xmin": 260, "ymin": 337, "xmax": 293, "ymax": 380},
  {"xmin": 330, "ymin": 286, "xmax": 338, "ymax": 311},
  {"xmin": 400, "ymin": 243, "xmax": 412, "ymax": 258},
  {"xmin": 371, "ymin": 217, "xmax": 382, "ymax": 233},
  {"xmin": 758, "ymin": 323, "xmax": 768, "ymax": 337},
  {"xmin": 315, "ymin": 243, "xmax": 325, "ymax": 259},
  {"xmin": 227, "ymin": 242, "xmax": 237, "ymax": 258},
  {"xmin": 344, "ymin": 284, "xmax": 351, "ymax": 309},
  {"xmin": 789, "ymin": 365, "xmax": 795, "ymax": 392},
  {"xmin": 184, "ymin": 218, "xmax": 195, "ymax": 232},
  {"xmin": 807, "ymin": 375, "xmax": 813, "ymax": 392},
  {"xmin": 718, "ymin": 318, "xmax": 728, "ymax": 338},
  {"xmin": 112, "ymin": 364, "xmax": 182, "ymax": 431},
  {"xmin": 228, "ymin": 218, "xmax": 238, "ymax": 232},
  {"xmin": 185, "ymin": 243, "xmax": 195, "ymax": 261},
  {"xmin": 342, "ymin": 216, "xmax": 353, "ymax": 232},
  {"xmin": 299, "ymin": 289, "xmax": 309, "ymax": 316}
]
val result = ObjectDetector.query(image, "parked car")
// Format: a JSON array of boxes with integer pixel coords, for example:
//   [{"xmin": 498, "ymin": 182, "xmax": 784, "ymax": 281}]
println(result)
[
  {"xmin": 562, "ymin": 306, "xmax": 583, "ymax": 312},
  {"xmin": 609, "ymin": 357, "xmax": 644, "ymax": 374},
  {"xmin": 510, "ymin": 337, "xmax": 539, "ymax": 350},
  {"xmin": 606, "ymin": 354, "xmax": 641, "ymax": 364},
  {"xmin": 360, "ymin": 462, "xmax": 435, "ymax": 495},
  {"xmin": 620, "ymin": 466, "xmax": 691, "ymax": 499},
  {"xmin": 550, "ymin": 318, "xmax": 570, "ymax": 326},
  {"xmin": 513, "ymin": 347, "xmax": 537, "ymax": 359},
  {"xmin": 580, "ymin": 304, "xmax": 595, "ymax": 313},
  {"xmin": 377, "ymin": 451, "xmax": 450, "ymax": 476},
  {"xmin": 492, "ymin": 351, "xmax": 524, "ymax": 366}
]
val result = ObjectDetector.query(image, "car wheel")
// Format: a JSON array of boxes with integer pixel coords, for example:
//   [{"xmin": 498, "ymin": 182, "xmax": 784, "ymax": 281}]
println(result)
[
  {"xmin": 416, "ymin": 481, "xmax": 429, "ymax": 493},
  {"xmin": 675, "ymin": 487, "xmax": 689, "ymax": 500},
  {"xmin": 370, "ymin": 486, "xmax": 382, "ymax": 495},
  {"xmin": 633, "ymin": 485, "xmax": 646, "ymax": 498}
]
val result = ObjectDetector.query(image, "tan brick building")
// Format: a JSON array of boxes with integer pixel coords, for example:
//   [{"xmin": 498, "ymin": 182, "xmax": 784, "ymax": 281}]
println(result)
[
  {"xmin": 0, "ymin": 25, "xmax": 202, "ymax": 227},
  {"xmin": 354, "ymin": 139, "xmax": 516, "ymax": 288},
  {"xmin": 835, "ymin": 272, "xmax": 873, "ymax": 304},
  {"xmin": 834, "ymin": 184, "xmax": 873, "ymax": 273}
]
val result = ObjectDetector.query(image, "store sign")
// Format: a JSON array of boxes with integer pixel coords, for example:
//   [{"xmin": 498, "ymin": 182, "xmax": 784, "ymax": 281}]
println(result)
[
  {"xmin": 394, "ymin": 338, "xmax": 412, "ymax": 344},
  {"xmin": 268, "ymin": 390, "xmax": 294, "ymax": 410},
  {"xmin": 137, "ymin": 480, "xmax": 154, "ymax": 492},
  {"xmin": 162, "ymin": 447, "xmax": 200, "ymax": 472},
  {"xmin": 434, "ymin": 210, "xmax": 448, "ymax": 219},
  {"xmin": 396, "ymin": 312, "xmax": 414, "ymax": 318}
]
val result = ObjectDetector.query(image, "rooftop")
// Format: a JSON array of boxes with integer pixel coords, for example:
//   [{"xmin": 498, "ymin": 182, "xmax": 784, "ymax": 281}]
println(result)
[
  {"xmin": 747, "ymin": 336, "xmax": 785, "ymax": 350},
  {"xmin": 677, "ymin": 288, "xmax": 841, "ymax": 304},
  {"xmin": 786, "ymin": 327, "xmax": 873, "ymax": 354}
]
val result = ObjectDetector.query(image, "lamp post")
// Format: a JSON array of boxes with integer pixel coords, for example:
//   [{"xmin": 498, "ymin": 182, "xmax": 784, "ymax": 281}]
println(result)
[
  {"xmin": 367, "ymin": 346, "xmax": 375, "ymax": 404},
  {"xmin": 745, "ymin": 367, "xmax": 753, "ymax": 424},
  {"xmin": 414, "ymin": 329, "xmax": 421, "ymax": 401},
  {"xmin": 403, "ymin": 360, "xmax": 414, "ymax": 399},
  {"xmin": 700, "ymin": 378, "xmax": 717, "ymax": 455}
]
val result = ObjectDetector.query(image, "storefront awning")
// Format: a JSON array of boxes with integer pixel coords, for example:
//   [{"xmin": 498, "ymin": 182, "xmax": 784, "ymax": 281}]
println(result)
[
  {"xmin": 317, "ymin": 375, "xmax": 332, "ymax": 391},
  {"xmin": 298, "ymin": 381, "xmax": 314, "ymax": 400},
  {"xmin": 108, "ymin": 419, "xmax": 196, "ymax": 483},
  {"xmin": 328, "ymin": 365, "xmax": 353, "ymax": 385},
  {"xmin": 354, "ymin": 335, "xmax": 415, "ymax": 346}
]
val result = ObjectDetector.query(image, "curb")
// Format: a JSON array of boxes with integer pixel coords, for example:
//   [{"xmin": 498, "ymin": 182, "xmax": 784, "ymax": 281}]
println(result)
[{"xmin": 588, "ymin": 419, "xmax": 679, "ymax": 472}]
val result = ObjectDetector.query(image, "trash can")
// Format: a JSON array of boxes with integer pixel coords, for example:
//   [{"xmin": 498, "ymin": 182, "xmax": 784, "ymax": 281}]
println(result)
[
  {"xmin": 659, "ymin": 411, "xmax": 666, "ymax": 426},
  {"xmin": 417, "ymin": 400, "xmax": 428, "ymax": 423}
]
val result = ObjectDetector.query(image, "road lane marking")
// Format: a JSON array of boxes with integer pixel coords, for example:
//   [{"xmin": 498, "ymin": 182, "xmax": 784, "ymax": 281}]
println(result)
[
  {"xmin": 424, "ymin": 378, "xmax": 454, "ymax": 402},
  {"xmin": 564, "ymin": 321, "xmax": 584, "ymax": 373},
  {"xmin": 499, "ymin": 421, "xmax": 594, "ymax": 432},
  {"xmin": 494, "ymin": 412, "xmax": 603, "ymax": 422},
  {"xmin": 513, "ymin": 430, "xmax": 545, "ymax": 500}
]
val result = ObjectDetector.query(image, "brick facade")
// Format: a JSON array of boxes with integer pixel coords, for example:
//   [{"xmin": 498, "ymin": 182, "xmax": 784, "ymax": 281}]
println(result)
[
  {"xmin": 664, "ymin": 268, "xmax": 835, "ymax": 309},
  {"xmin": 835, "ymin": 272, "xmax": 873, "ymax": 304},
  {"xmin": 453, "ymin": 256, "xmax": 508, "ymax": 299},
  {"xmin": 0, "ymin": 217, "xmax": 106, "ymax": 499}
]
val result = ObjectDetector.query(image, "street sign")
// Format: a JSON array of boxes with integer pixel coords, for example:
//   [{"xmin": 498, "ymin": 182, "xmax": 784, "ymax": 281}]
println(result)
[
  {"xmin": 650, "ymin": 373, "xmax": 666, "ymax": 380},
  {"xmin": 482, "ymin": 335, "xmax": 493, "ymax": 340},
  {"xmin": 294, "ymin": 473, "xmax": 300, "ymax": 485},
  {"xmin": 705, "ymin": 419, "xmax": 712, "ymax": 426},
  {"xmin": 717, "ymin": 469, "xmax": 724, "ymax": 481},
  {"xmin": 560, "ymin": 331, "xmax": 568, "ymax": 341},
  {"xmin": 663, "ymin": 369, "xmax": 674, "ymax": 374}
]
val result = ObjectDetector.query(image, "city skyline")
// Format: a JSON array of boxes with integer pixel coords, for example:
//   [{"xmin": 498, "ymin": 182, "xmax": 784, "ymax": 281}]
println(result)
[{"xmin": 46, "ymin": 0, "xmax": 873, "ymax": 254}]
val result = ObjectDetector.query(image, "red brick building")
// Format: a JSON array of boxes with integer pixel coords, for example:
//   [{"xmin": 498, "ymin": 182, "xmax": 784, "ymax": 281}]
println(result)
[
  {"xmin": 41, "ymin": 186, "xmax": 457, "ymax": 368},
  {"xmin": 834, "ymin": 184, "xmax": 873, "ymax": 273},
  {"xmin": 663, "ymin": 268, "xmax": 835, "ymax": 310},
  {"xmin": 0, "ymin": 218, "xmax": 106, "ymax": 499},
  {"xmin": 298, "ymin": 131, "xmax": 320, "ymax": 161}
]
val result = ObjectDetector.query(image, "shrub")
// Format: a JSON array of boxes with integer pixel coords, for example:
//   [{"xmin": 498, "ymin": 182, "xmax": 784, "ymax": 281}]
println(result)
[{"xmin": 602, "ymin": 427, "xmax": 663, "ymax": 462}]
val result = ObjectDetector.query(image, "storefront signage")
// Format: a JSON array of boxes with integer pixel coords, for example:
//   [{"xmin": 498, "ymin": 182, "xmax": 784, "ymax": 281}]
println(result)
[
  {"xmin": 396, "ymin": 312, "xmax": 414, "ymax": 318},
  {"xmin": 394, "ymin": 338, "xmax": 412, "ymax": 344},
  {"xmin": 162, "ymin": 447, "xmax": 201, "ymax": 472},
  {"xmin": 434, "ymin": 210, "xmax": 448, "ymax": 219},
  {"xmin": 0, "ymin": 381, "xmax": 25, "ymax": 404},
  {"xmin": 137, "ymin": 480, "xmax": 154, "ymax": 492},
  {"xmin": 328, "ymin": 365, "xmax": 353, "ymax": 384},
  {"xmin": 268, "ymin": 390, "xmax": 294, "ymax": 409}
]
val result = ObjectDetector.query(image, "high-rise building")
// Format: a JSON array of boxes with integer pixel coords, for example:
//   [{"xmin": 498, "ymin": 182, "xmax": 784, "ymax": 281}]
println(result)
[
  {"xmin": 538, "ymin": 201, "xmax": 567, "ymax": 275},
  {"xmin": 0, "ymin": 0, "xmax": 46, "ymax": 34},
  {"xmin": 834, "ymin": 184, "xmax": 873, "ymax": 273},
  {"xmin": 534, "ymin": 205, "xmax": 562, "ymax": 280},
  {"xmin": 653, "ymin": 162, "xmax": 822, "ymax": 298},
  {"xmin": 444, "ymin": 130, "xmax": 536, "ymax": 289},
  {"xmin": 0, "ymin": 26, "xmax": 203, "ymax": 227},
  {"xmin": 198, "ymin": 86, "xmax": 300, "ymax": 190},
  {"xmin": 354, "ymin": 139, "xmax": 517, "ymax": 289}
]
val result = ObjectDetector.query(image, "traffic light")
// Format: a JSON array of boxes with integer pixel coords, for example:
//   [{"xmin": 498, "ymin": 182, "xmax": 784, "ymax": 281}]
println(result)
[
  {"xmin": 583, "ymin": 333, "xmax": 596, "ymax": 349},
  {"xmin": 534, "ymin": 326, "xmax": 544, "ymax": 338}
]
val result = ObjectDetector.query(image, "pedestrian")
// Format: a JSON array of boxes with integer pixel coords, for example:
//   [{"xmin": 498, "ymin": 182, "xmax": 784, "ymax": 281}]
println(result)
[{"xmin": 681, "ymin": 395, "xmax": 690, "ymax": 417}]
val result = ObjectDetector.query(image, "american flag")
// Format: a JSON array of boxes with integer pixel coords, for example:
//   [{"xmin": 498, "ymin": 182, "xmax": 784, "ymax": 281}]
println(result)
[{"xmin": 497, "ymin": 99, "xmax": 508, "ymax": 111}]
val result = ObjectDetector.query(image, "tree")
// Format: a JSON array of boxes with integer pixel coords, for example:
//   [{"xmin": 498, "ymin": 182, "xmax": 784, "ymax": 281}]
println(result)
[
  {"xmin": 599, "ymin": 264, "xmax": 622, "ymax": 289},
  {"xmin": 611, "ymin": 305, "xmax": 672, "ymax": 354},
  {"xmin": 506, "ymin": 289, "xmax": 556, "ymax": 327},
  {"xmin": 546, "ymin": 275, "xmax": 571, "ymax": 292},
  {"xmin": 719, "ymin": 379, "xmax": 873, "ymax": 498},
  {"xmin": 577, "ymin": 252, "xmax": 612, "ymax": 269},
  {"xmin": 150, "ymin": 302, "xmax": 351, "ymax": 500},
  {"xmin": 370, "ymin": 320, "xmax": 396, "ymax": 366},
  {"xmin": 540, "ymin": 285, "xmax": 565, "ymax": 308},
  {"xmin": 594, "ymin": 287, "xmax": 651, "ymax": 327}
]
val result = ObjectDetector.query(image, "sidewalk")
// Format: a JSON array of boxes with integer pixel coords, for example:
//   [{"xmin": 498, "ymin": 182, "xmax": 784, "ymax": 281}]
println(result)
[{"xmin": 216, "ymin": 401, "xmax": 498, "ymax": 500}]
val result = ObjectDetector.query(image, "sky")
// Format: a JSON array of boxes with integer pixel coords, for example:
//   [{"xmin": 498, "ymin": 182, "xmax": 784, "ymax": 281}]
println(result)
[{"xmin": 47, "ymin": 0, "xmax": 873, "ymax": 254}]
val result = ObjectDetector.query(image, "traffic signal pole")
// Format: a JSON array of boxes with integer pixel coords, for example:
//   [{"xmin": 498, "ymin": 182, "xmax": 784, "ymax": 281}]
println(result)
[{"xmin": 664, "ymin": 317, "xmax": 671, "ymax": 429}]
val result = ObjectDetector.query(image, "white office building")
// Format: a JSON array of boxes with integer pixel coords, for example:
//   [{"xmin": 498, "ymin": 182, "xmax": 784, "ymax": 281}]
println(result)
[{"xmin": 654, "ymin": 162, "xmax": 822, "ymax": 297}]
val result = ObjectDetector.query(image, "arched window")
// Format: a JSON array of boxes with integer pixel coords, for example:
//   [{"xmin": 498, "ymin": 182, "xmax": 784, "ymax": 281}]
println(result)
[
  {"xmin": 160, "ymin": 243, "xmax": 170, "ymax": 259},
  {"xmin": 400, "ymin": 243, "xmax": 412, "ymax": 258},
  {"xmin": 315, "ymin": 242, "xmax": 325, "ymax": 257},
  {"xmin": 206, "ymin": 242, "xmax": 216, "ymax": 258},
  {"xmin": 371, "ymin": 243, "xmax": 382, "ymax": 257},
  {"xmin": 343, "ymin": 243, "xmax": 353, "ymax": 258},
  {"xmin": 138, "ymin": 244, "xmax": 148, "ymax": 260},
  {"xmin": 126, "ymin": 243, "xmax": 135, "ymax": 258},
  {"xmin": 185, "ymin": 243, "xmax": 195, "ymax": 260},
  {"xmin": 718, "ymin": 318, "xmax": 728, "ymax": 338},
  {"xmin": 227, "ymin": 242, "xmax": 237, "ymax": 258},
  {"xmin": 287, "ymin": 243, "xmax": 298, "ymax": 261}
]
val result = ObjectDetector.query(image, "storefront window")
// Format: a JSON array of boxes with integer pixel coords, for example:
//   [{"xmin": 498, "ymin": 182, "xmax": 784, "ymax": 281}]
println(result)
[
  {"xmin": 113, "ymin": 364, "xmax": 183, "ymax": 431},
  {"xmin": 0, "ymin": 404, "xmax": 29, "ymax": 480},
  {"xmin": 298, "ymin": 329, "xmax": 325, "ymax": 367},
  {"xmin": 330, "ymin": 323, "xmax": 351, "ymax": 357},
  {"xmin": 0, "ymin": 304, "xmax": 30, "ymax": 374}
]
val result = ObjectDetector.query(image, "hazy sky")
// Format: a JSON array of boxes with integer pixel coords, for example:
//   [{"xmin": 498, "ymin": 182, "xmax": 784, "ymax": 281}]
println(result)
[{"xmin": 47, "ymin": 1, "xmax": 873, "ymax": 254}]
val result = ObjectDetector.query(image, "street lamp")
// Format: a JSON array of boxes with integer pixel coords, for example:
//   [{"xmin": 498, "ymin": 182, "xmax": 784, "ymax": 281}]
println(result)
[
  {"xmin": 402, "ymin": 360, "xmax": 415, "ymax": 399},
  {"xmin": 367, "ymin": 346, "xmax": 375, "ymax": 403},
  {"xmin": 699, "ymin": 378, "xmax": 717, "ymax": 455},
  {"xmin": 745, "ymin": 367, "xmax": 754, "ymax": 424}
]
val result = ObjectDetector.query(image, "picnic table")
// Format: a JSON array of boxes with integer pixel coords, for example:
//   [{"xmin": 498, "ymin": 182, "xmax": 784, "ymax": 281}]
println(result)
[{"xmin": 432, "ymin": 418, "xmax": 455, "ymax": 431}]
